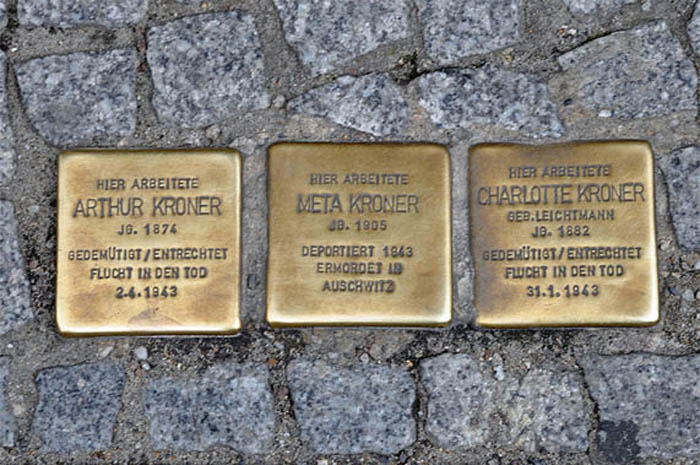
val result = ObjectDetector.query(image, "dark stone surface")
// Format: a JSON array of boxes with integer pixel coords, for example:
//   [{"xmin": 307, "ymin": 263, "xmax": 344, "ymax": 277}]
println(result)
[
  {"xmin": 18, "ymin": 0, "xmax": 147, "ymax": 27},
  {"xmin": 272, "ymin": 0, "xmax": 409, "ymax": 75},
  {"xmin": 582, "ymin": 353, "xmax": 700, "ymax": 458},
  {"xmin": 0, "ymin": 53, "xmax": 16, "ymax": 185},
  {"xmin": 287, "ymin": 359, "xmax": 416, "ymax": 454},
  {"xmin": 288, "ymin": 73, "xmax": 408, "ymax": 136},
  {"xmin": 147, "ymin": 11, "xmax": 270, "ymax": 128},
  {"xmin": 33, "ymin": 363, "xmax": 125, "ymax": 453},
  {"xmin": 0, "ymin": 357, "xmax": 15, "ymax": 447},
  {"xmin": 144, "ymin": 362, "xmax": 275, "ymax": 453},
  {"xmin": 552, "ymin": 21, "xmax": 697, "ymax": 120},
  {"xmin": 416, "ymin": 64, "xmax": 564, "ymax": 137},
  {"xmin": 690, "ymin": 1, "xmax": 700, "ymax": 55},
  {"xmin": 420, "ymin": 354, "xmax": 588, "ymax": 452},
  {"xmin": 15, "ymin": 49, "xmax": 137, "ymax": 146},
  {"xmin": 664, "ymin": 146, "xmax": 700, "ymax": 249},
  {"xmin": 561, "ymin": 0, "xmax": 636, "ymax": 16},
  {"xmin": 597, "ymin": 420, "xmax": 642, "ymax": 464},
  {"xmin": 0, "ymin": 201, "xmax": 32, "ymax": 335},
  {"xmin": 0, "ymin": 1, "xmax": 6, "ymax": 31},
  {"xmin": 415, "ymin": 0, "xmax": 520, "ymax": 65}
]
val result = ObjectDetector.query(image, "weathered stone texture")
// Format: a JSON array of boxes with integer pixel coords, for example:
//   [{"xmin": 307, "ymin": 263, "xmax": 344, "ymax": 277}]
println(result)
[
  {"xmin": 0, "ymin": 1, "xmax": 6, "ymax": 31},
  {"xmin": 415, "ymin": 0, "xmax": 520, "ymax": 65},
  {"xmin": 561, "ymin": 0, "xmax": 636, "ymax": 16},
  {"xmin": 287, "ymin": 359, "xmax": 416, "ymax": 454},
  {"xmin": 0, "ymin": 202, "xmax": 32, "ymax": 335},
  {"xmin": 416, "ymin": 65, "xmax": 564, "ymax": 137},
  {"xmin": 0, "ymin": 52, "xmax": 15, "ymax": 185},
  {"xmin": 33, "ymin": 363, "xmax": 125, "ymax": 452},
  {"xmin": 0, "ymin": 358, "xmax": 16, "ymax": 447},
  {"xmin": 582, "ymin": 354, "xmax": 700, "ymax": 459},
  {"xmin": 16, "ymin": 49, "xmax": 137, "ymax": 146},
  {"xmin": 147, "ymin": 12, "xmax": 269, "ymax": 128},
  {"xmin": 145, "ymin": 363, "xmax": 275, "ymax": 453},
  {"xmin": 288, "ymin": 73, "xmax": 408, "ymax": 136},
  {"xmin": 18, "ymin": 0, "xmax": 147, "ymax": 27},
  {"xmin": 420, "ymin": 354, "xmax": 587, "ymax": 452},
  {"xmin": 664, "ymin": 146, "xmax": 700, "ymax": 249},
  {"xmin": 553, "ymin": 21, "xmax": 697, "ymax": 120},
  {"xmin": 272, "ymin": 0, "xmax": 409, "ymax": 75},
  {"xmin": 689, "ymin": 1, "xmax": 700, "ymax": 56}
]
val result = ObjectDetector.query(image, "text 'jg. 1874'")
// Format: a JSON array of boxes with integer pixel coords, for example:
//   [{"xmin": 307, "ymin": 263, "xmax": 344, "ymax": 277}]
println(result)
[{"xmin": 56, "ymin": 149, "xmax": 242, "ymax": 336}]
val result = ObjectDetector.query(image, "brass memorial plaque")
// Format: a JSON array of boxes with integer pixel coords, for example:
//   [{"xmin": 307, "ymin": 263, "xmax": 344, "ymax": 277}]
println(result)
[
  {"xmin": 470, "ymin": 141, "xmax": 658, "ymax": 327},
  {"xmin": 57, "ymin": 150, "xmax": 241, "ymax": 335},
  {"xmin": 267, "ymin": 143, "xmax": 451, "ymax": 327}
]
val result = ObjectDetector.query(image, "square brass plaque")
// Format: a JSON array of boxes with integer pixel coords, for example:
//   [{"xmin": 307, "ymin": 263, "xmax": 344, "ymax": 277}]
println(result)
[
  {"xmin": 267, "ymin": 143, "xmax": 451, "ymax": 327},
  {"xmin": 470, "ymin": 141, "xmax": 658, "ymax": 328},
  {"xmin": 57, "ymin": 149, "xmax": 241, "ymax": 336}
]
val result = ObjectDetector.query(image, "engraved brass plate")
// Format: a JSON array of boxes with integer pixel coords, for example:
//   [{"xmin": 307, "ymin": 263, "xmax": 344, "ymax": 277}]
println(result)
[
  {"xmin": 267, "ymin": 143, "xmax": 451, "ymax": 327},
  {"xmin": 57, "ymin": 149, "xmax": 241, "ymax": 335},
  {"xmin": 470, "ymin": 141, "xmax": 658, "ymax": 327}
]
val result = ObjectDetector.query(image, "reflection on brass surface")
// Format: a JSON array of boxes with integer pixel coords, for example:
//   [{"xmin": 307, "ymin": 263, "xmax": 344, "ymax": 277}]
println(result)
[
  {"xmin": 56, "ymin": 150, "xmax": 241, "ymax": 336},
  {"xmin": 267, "ymin": 143, "xmax": 451, "ymax": 327},
  {"xmin": 470, "ymin": 141, "xmax": 658, "ymax": 328}
]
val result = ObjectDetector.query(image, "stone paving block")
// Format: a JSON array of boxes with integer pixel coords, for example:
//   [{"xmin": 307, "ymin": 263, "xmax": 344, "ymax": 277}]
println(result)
[
  {"xmin": 272, "ymin": 0, "xmax": 409, "ymax": 75},
  {"xmin": 553, "ymin": 21, "xmax": 697, "ymax": 120},
  {"xmin": 561, "ymin": 0, "xmax": 636, "ymax": 16},
  {"xmin": 18, "ymin": 0, "xmax": 147, "ymax": 27},
  {"xmin": 689, "ymin": 1, "xmax": 700, "ymax": 56},
  {"xmin": 288, "ymin": 73, "xmax": 408, "ymax": 136},
  {"xmin": 33, "ymin": 363, "xmax": 125, "ymax": 453},
  {"xmin": 416, "ymin": 64, "xmax": 564, "ymax": 137},
  {"xmin": 287, "ymin": 359, "xmax": 416, "ymax": 455},
  {"xmin": 15, "ymin": 49, "xmax": 137, "ymax": 147},
  {"xmin": 147, "ymin": 12, "xmax": 269, "ymax": 128},
  {"xmin": 0, "ymin": 201, "xmax": 32, "ymax": 335},
  {"xmin": 581, "ymin": 354, "xmax": 700, "ymax": 460},
  {"xmin": 420, "ymin": 354, "xmax": 587, "ymax": 452},
  {"xmin": 0, "ymin": 52, "xmax": 15, "ymax": 186},
  {"xmin": 664, "ymin": 146, "xmax": 700, "ymax": 250},
  {"xmin": 415, "ymin": 0, "xmax": 520, "ymax": 65},
  {"xmin": 144, "ymin": 363, "xmax": 275, "ymax": 453},
  {"xmin": 0, "ymin": 358, "xmax": 16, "ymax": 447}
]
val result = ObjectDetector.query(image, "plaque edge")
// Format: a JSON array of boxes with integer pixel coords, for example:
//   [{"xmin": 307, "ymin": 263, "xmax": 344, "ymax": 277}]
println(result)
[
  {"xmin": 55, "ymin": 148, "xmax": 243, "ymax": 337},
  {"xmin": 265, "ymin": 142, "xmax": 453, "ymax": 328},
  {"xmin": 468, "ymin": 139, "xmax": 660, "ymax": 329}
]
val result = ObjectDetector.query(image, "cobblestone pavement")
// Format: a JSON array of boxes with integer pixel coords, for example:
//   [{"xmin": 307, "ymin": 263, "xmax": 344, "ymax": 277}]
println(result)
[{"xmin": 0, "ymin": 0, "xmax": 698, "ymax": 463}]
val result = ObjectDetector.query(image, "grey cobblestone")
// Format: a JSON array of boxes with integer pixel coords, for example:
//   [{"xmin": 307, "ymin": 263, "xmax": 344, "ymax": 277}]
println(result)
[
  {"xmin": 15, "ymin": 49, "xmax": 137, "ymax": 146},
  {"xmin": 581, "ymin": 354, "xmax": 700, "ymax": 460},
  {"xmin": 664, "ymin": 146, "xmax": 700, "ymax": 249},
  {"xmin": 147, "ymin": 12, "xmax": 269, "ymax": 128},
  {"xmin": 0, "ymin": 201, "xmax": 32, "ymax": 336},
  {"xmin": 33, "ymin": 363, "xmax": 125, "ymax": 453},
  {"xmin": 287, "ymin": 359, "xmax": 416, "ymax": 454},
  {"xmin": 144, "ymin": 362, "xmax": 275, "ymax": 453},
  {"xmin": 416, "ymin": 65, "xmax": 564, "ymax": 137},
  {"xmin": 0, "ymin": 0, "xmax": 696, "ymax": 462},
  {"xmin": 420, "ymin": 354, "xmax": 587, "ymax": 452},
  {"xmin": 0, "ymin": 52, "xmax": 15, "ymax": 185},
  {"xmin": 552, "ymin": 21, "xmax": 697, "ymax": 120},
  {"xmin": 561, "ymin": 0, "xmax": 636, "ymax": 16},
  {"xmin": 0, "ymin": 358, "xmax": 15, "ymax": 447},
  {"xmin": 415, "ymin": 0, "xmax": 520, "ymax": 65},
  {"xmin": 18, "ymin": 0, "xmax": 147, "ymax": 27},
  {"xmin": 288, "ymin": 73, "xmax": 408, "ymax": 136},
  {"xmin": 272, "ymin": 0, "xmax": 409, "ymax": 75},
  {"xmin": 689, "ymin": 1, "xmax": 700, "ymax": 56}
]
